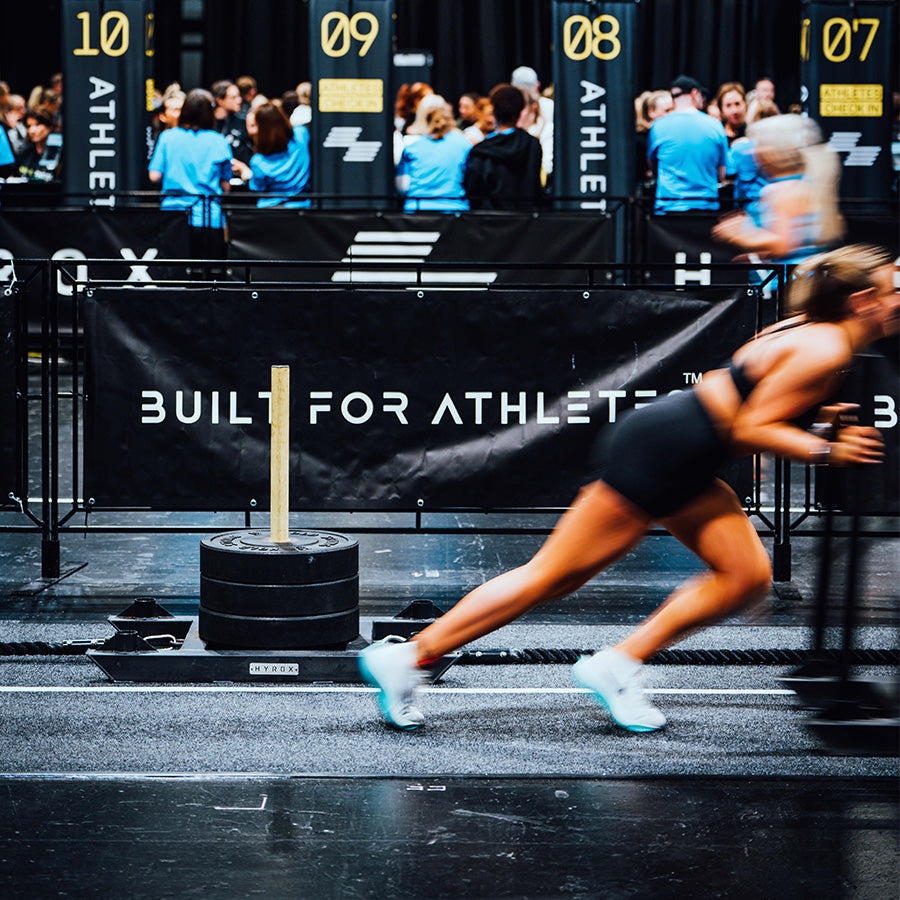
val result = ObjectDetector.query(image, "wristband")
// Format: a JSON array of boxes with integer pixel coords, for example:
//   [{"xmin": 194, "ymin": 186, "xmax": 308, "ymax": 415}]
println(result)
[
  {"xmin": 808, "ymin": 442, "xmax": 832, "ymax": 465},
  {"xmin": 809, "ymin": 421, "xmax": 834, "ymax": 440}
]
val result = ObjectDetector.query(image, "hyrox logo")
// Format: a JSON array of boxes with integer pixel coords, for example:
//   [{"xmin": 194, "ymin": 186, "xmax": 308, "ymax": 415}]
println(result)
[{"xmin": 0, "ymin": 247, "xmax": 159, "ymax": 294}]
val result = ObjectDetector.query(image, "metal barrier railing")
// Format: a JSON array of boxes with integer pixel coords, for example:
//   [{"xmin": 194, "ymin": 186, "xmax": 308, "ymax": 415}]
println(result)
[{"xmin": 2, "ymin": 256, "xmax": 896, "ymax": 591}]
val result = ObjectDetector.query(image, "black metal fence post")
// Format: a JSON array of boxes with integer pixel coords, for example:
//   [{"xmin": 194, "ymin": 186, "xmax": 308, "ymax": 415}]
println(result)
[{"xmin": 40, "ymin": 261, "xmax": 60, "ymax": 578}]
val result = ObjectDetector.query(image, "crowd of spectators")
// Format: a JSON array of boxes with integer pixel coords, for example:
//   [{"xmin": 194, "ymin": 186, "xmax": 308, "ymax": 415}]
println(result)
[
  {"xmin": 0, "ymin": 74, "xmax": 64, "ymax": 183},
  {"xmin": 392, "ymin": 74, "xmax": 548, "ymax": 212},
  {"xmin": 636, "ymin": 72, "xmax": 847, "ymax": 260},
  {"xmin": 0, "ymin": 66, "xmax": 880, "ymax": 267}
]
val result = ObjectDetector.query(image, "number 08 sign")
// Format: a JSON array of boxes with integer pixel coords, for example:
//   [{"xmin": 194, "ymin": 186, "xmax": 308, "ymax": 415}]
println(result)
[
  {"xmin": 310, "ymin": 0, "xmax": 394, "ymax": 205},
  {"xmin": 552, "ymin": 1, "xmax": 637, "ymax": 212}
]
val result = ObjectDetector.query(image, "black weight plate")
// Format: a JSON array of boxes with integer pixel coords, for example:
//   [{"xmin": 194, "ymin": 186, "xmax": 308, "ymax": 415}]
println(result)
[
  {"xmin": 200, "ymin": 530, "xmax": 358, "ymax": 585},
  {"xmin": 200, "ymin": 574, "xmax": 358, "ymax": 618},
  {"xmin": 198, "ymin": 606, "xmax": 359, "ymax": 650}
]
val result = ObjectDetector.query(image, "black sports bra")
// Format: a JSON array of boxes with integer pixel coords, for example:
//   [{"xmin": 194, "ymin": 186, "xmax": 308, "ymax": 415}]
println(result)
[
  {"xmin": 728, "ymin": 358, "xmax": 755, "ymax": 402},
  {"xmin": 727, "ymin": 317, "xmax": 807, "ymax": 403}
]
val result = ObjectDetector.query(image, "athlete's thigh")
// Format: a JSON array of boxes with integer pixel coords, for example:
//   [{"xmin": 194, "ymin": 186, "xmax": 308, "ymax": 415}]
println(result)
[
  {"xmin": 659, "ymin": 479, "xmax": 770, "ymax": 576},
  {"xmin": 531, "ymin": 480, "xmax": 652, "ymax": 580}
]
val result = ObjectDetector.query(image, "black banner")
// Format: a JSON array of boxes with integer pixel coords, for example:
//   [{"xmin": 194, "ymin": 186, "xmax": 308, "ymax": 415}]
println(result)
[
  {"xmin": 643, "ymin": 213, "xmax": 766, "ymax": 289},
  {"xmin": 309, "ymin": 0, "xmax": 394, "ymax": 205},
  {"xmin": 227, "ymin": 210, "xmax": 613, "ymax": 282},
  {"xmin": 815, "ymin": 344, "xmax": 900, "ymax": 515},
  {"xmin": 801, "ymin": 1, "xmax": 895, "ymax": 201},
  {"xmin": 82, "ymin": 286, "xmax": 755, "ymax": 510},
  {"xmin": 0, "ymin": 290, "xmax": 15, "ymax": 502},
  {"xmin": 552, "ymin": 1, "xmax": 637, "ymax": 210},
  {"xmin": 0, "ymin": 209, "xmax": 190, "ymax": 331},
  {"xmin": 642, "ymin": 209, "xmax": 899, "ymax": 292}
]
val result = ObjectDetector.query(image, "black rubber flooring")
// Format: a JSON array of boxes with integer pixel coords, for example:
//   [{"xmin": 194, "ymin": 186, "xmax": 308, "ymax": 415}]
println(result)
[
  {"xmin": 1, "ymin": 775, "xmax": 896, "ymax": 900},
  {"xmin": 0, "ymin": 514, "xmax": 897, "ymax": 898}
]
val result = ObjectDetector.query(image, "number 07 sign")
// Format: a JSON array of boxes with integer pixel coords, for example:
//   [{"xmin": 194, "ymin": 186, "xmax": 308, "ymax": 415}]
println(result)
[
  {"xmin": 310, "ymin": 0, "xmax": 394, "ymax": 206},
  {"xmin": 801, "ymin": 0, "xmax": 895, "ymax": 201}
]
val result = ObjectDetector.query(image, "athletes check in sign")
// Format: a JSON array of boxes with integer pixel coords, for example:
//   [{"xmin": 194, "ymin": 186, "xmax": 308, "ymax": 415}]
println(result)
[
  {"xmin": 309, "ymin": 0, "xmax": 394, "ymax": 203},
  {"xmin": 318, "ymin": 79, "xmax": 384, "ymax": 114},
  {"xmin": 81, "ymin": 287, "xmax": 755, "ymax": 510}
]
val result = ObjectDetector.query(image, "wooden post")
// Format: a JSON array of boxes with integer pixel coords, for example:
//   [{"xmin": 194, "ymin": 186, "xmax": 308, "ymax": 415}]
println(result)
[{"xmin": 270, "ymin": 365, "xmax": 290, "ymax": 543}]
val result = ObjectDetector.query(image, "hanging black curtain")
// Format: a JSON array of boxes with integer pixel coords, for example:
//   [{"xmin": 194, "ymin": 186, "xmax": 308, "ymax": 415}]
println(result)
[
  {"xmin": 0, "ymin": 2, "xmax": 64, "ymax": 100},
  {"xmin": 397, "ymin": 0, "xmax": 553, "ymax": 97},
  {"xmin": 201, "ymin": 1, "xmax": 310, "ymax": 97},
  {"xmin": 0, "ymin": 1, "xmax": 814, "ymax": 111},
  {"xmin": 638, "ymin": 0, "xmax": 803, "ymax": 106},
  {"xmin": 195, "ymin": 0, "xmax": 805, "ymax": 105},
  {"xmin": 396, "ymin": 0, "xmax": 804, "ymax": 106}
]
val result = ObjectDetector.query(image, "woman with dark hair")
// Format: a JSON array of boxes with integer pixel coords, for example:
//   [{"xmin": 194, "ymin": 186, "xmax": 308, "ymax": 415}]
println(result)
[
  {"xmin": 232, "ymin": 102, "xmax": 310, "ymax": 208},
  {"xmin": 396, "ymin": 103, "xmax": 471, "ymax": 211},
  {"xmin": 148, "ymin": 88, "xmax": 232, "ymax": 249},
  {"xmin": 359, "ymin": 244, "xmax": 898, "ymax": 731},
  {"xmin": 463, "ymin": 98, "xmax": 495, "ymax": 146},
  {"xmin": 716, "ymin": 81, "xmax": 748, "ymax": 145},
  {"xmin": 16, "ymin": 107, "xmax": 60, "ymax": 182}
]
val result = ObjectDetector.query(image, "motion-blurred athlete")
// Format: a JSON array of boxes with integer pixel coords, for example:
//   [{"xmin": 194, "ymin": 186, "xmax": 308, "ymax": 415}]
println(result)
[{"xmin": 360, "ymin": 245, "xmax": 899, "ymax": 732}]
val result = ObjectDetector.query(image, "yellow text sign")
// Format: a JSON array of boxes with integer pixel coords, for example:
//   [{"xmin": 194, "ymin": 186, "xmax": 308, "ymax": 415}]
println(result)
[
  {"xmin": 820, "ymin": 83, "xmax": 883, "ymax": 117},
  {"xmin": 318, "ymin": 78, "xmax": 383, "ymax": 113}
]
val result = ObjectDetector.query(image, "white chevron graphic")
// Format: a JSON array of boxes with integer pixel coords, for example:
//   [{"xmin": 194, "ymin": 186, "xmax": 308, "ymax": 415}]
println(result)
[
  {"xmin": 826, "ymin": 132, "xmax": 881, "ymax": 167},
  {"xmin": 332, "ymin": 231, "xmax": 497, "ymax": 286},
  {"xmin": 322, "ymin": 127, "xmax": 382, "ymax": 163}
]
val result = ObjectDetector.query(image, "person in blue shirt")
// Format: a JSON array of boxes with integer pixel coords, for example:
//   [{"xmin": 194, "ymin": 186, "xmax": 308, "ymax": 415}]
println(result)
[
  {"xmin": 232, "ymin": 102, "xmax": 310, "ymax": 208},
  {"xmin": 148, "ymin": 88, "xmax": 232, "ymax": 231},
  {"xmin": 396, "ymin": 103, "xmax": 471, "ymax": 212},
  {"xmin": 727, "ymin": 99, "xmax": 779, "ymax": 224},
  {"xmin": 714, "ymin": 114, "xmax": 844, "ymax": 266},
  {"xmin": 0, "ymin": 125, "xmax": 15, "ymax": 205},
  {"xmin": 648, "ymin": 75, "xmax": 728, "ymax": 213}
]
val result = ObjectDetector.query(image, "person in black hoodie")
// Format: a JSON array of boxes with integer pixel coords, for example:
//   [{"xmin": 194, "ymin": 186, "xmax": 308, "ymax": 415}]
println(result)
[
  {"xmin": 464, "ymin": 84, "xmax": 543, "ymax": 210},
  {"xmin": 211, "ymin": 79, "xmax": 253, "ymax": 165}
]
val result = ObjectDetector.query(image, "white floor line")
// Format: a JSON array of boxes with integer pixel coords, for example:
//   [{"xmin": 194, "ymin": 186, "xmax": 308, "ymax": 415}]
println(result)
[{"xmin": 0, "ymin": 685, "xmax": 793, "ymax": 696}]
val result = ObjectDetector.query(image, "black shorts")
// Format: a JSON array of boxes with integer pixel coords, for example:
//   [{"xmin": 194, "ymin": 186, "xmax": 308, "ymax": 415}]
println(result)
[{"xmin": 590, "ymin": 391, "xmax": 730, "ymax": 518}]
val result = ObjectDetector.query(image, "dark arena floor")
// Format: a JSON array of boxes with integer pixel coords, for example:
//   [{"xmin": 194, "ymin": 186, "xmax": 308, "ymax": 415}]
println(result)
[
  {"xmin": 0, "ymin": 517, "xmax": 897, "ymax": 897},
  {"xmin": 0, "ymin": 378, "xmax": 898, "ymax": 899}
]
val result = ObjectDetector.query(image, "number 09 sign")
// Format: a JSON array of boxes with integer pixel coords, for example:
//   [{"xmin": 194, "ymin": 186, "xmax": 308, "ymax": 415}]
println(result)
[{"xmin": 310, "ymin": 0, "xmax": 394, "ymax": 205}]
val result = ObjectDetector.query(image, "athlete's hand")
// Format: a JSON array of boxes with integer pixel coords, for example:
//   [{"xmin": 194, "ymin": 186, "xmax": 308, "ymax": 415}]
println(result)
[
  {"xmin": 813, "ymin": 402, "xmax": 859, "ymax": 437},
  {"xmin": 712, "ymin": 214, "xmax": 747, "ymax": 244},
  {"xmin": 830, "ymin": 425, "xmax": 884, "ymax": 466}
]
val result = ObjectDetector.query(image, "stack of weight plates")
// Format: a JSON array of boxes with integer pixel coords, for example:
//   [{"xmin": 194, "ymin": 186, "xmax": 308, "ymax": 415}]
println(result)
[{"xmin": 199, "ymin": 530, "xmax": 359, "ymax": 649}]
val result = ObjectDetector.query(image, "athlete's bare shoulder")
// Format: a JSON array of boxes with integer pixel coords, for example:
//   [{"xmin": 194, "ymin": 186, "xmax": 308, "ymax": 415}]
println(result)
[{"xmin": 736, "ymin": 317, "xmax": 851, "ymax": 386}]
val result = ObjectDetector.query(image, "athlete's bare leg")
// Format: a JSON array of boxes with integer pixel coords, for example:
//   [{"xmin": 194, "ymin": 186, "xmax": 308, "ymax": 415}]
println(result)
[
  {"xmin": 412, "ymin": 481, "xmax": 652, "ymax": 664},
  {"xmin": 615, "ymin": 479, "xmax": 772, "ymax": 663}
]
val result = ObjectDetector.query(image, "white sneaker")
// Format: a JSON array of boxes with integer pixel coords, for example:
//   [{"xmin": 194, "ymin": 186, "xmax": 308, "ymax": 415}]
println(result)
[
  {"xmin": 358, "ymin": 636, "xmax": 425, "ymax": 730},
  {"xmin": 572, "ymin": 648, "xmax": 666, "ymax": 732}
]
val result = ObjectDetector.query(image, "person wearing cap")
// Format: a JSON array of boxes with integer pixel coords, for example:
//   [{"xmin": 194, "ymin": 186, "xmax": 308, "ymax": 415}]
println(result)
[
  {"xmin": 511, "ymin": 66, "xmax": 553, "ymax": 179},
  {"xmin": 648, "ymin": 75, "xmax": 728, "ymax": 213}
]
